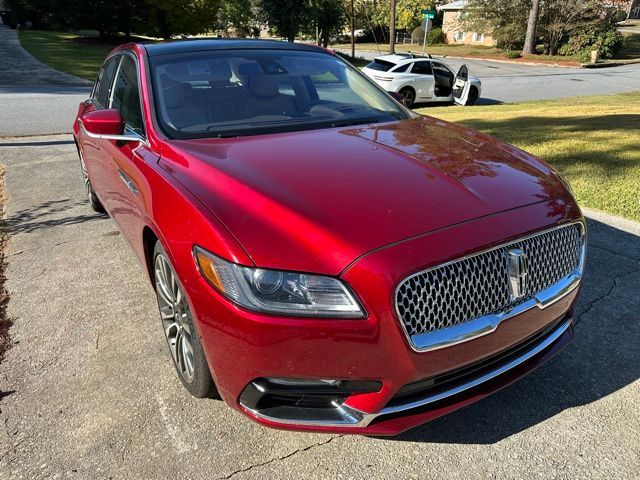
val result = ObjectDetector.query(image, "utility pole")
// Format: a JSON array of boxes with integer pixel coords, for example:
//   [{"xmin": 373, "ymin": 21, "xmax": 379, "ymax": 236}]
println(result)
[
  {"xmin": 389, "ymin": 0, "xmax": 396, "ymax": 54},
  {"xmin": 522, "ymin": 0, "xmax": 540, "ymax": 55},
  {"xmin": 350, "ymin": 0, "xmax": 355, "ymax": 58}
]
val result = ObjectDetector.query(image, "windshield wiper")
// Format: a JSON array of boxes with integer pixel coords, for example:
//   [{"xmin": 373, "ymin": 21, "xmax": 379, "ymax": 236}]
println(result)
[{"xmin": 328, "ymin": 116, "xmax": 390, "ymax": 128}]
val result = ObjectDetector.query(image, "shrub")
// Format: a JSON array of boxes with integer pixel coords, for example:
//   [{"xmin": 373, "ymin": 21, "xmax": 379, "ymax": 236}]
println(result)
[
  {"xmin": 426, "ymin": 27, "xmax": 445, "ymax": 44},
  {"xmin": 560, "ymin": 27, "xmax": 625, "ymax": 60},
  {"xmin": 504, "ymin": 50, "xmax": 521, "ymax": 59}
]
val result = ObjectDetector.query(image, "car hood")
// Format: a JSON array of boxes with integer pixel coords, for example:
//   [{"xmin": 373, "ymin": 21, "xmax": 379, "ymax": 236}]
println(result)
[{"xmin": 161, "ymin": 116, "xmax": 569, "ymax": 275}]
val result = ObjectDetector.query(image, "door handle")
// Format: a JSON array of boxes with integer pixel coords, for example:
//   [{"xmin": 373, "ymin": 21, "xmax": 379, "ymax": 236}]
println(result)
[{"xmin": 118, "ymin": 169, "xmax": 139, "ymax": 196}]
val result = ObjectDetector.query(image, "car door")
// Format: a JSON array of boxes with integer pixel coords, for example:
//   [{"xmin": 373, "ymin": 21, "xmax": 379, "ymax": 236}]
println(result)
[
  {"xmin": 76, "ymin": 54, "xmax": 121, "ymax": 206},
  {"xmin": 98, "ymin": 53, "xmax": 159, "ymax": 246},
  {"xmin": 453, "ymin": 64, "xmax": 471, "ymax": 106},
  {"xmin": 407, "ymin": 61, "xmax": 435, "ymax": 100}
]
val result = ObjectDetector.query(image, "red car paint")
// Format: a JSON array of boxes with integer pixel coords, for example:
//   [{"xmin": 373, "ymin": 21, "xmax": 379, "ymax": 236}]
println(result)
[{"xmin": 74, "ymin": 41, "xmax": 582, "ymax": 436}]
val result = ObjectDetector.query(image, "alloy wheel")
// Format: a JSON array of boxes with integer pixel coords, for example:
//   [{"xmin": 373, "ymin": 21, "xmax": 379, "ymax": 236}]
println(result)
[
  {"xmin": 155, "ymin": 254, "xmax": 195, "ymax": 383},
  {"xmin": 79, "ymin": 155, "xmax": 93, "ymax": 201},
  {"xmin": 401, "ymin": 89, "xmax": 415, "ymax": 108}
]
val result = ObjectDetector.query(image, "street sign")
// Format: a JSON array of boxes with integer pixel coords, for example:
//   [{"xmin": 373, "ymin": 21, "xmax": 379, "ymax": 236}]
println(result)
[{"xmin": 422, "ymin": 9, "xmax": 436, "ymax": 19}]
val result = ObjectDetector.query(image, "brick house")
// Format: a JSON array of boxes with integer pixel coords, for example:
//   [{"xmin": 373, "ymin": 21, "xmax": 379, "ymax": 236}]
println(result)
[{"xmin": 438, "ymin": 0, "xmax": 495, "ymax": 46}]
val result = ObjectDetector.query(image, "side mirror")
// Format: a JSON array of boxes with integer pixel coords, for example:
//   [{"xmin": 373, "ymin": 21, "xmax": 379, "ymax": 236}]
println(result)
[
  {"xmin": 79, "ymin": 109, "xmax": 138, "ymax": 142},
  {"xmin": 387, "ymin": 91, "xmax": 404, "ymax": 103}
]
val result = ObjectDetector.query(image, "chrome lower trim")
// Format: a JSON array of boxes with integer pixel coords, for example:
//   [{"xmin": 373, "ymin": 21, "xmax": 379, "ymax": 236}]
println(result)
[
  {"xmin": 398, "ymin": 221, "xmax": 586, "ymax": 353},
  {"xmin": 242, "ymin": 319, "xmax": 572, "ymax": 429},
  {"xmin": 379, "ymin": 319, "xmax": 572, "ymax": 417}
]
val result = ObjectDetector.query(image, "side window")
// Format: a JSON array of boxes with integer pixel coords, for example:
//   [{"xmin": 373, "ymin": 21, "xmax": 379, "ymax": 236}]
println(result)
[
  {"xmin": 111, "ymin": 55, "xmax": 144, "ymax": 135},
  {"xmin": 411, "ymin": 61, "xmax": 433, "ymax": 75},
  {"xmin": 392, "ymin": 63, "xmax": 410, "ymax": 73},
  {"xmin": 93, "ymin": 56, "xmax": 120, "ymax": 108}
]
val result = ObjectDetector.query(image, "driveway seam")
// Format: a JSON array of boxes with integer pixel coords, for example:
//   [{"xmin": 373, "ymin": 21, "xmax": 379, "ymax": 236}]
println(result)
[
  {"xmin": 218, "ymin": 435, "xmax": 344, "ymax": 479},
  {"xmin": 588, "ymin": 242, "xmax": 640, "ymax": 262}
]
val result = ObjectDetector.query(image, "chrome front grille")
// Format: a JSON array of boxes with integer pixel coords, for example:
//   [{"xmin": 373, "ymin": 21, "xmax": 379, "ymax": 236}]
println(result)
[{"xmin": 395, "ymin": 223, "xmax": 584, "ymax": 342}]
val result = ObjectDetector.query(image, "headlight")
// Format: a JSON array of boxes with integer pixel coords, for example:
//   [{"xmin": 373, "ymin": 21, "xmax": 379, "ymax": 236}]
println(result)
[{"xmin": 193, "ymin": 247, "xmax": 365, "ymax": 318}]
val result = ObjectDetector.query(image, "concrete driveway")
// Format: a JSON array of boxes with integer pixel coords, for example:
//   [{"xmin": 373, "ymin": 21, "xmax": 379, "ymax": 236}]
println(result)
[
  {"xmin": 0, "ymin": 25, "xmax": 91, "ymax": 137},
  {"xmin": 0, "ymin": 136, "xmax": 638, "ymax": 479}
]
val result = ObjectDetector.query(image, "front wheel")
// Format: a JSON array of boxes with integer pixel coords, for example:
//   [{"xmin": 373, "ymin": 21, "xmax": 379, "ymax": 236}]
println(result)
[
  {"xmin": 153, "ymin": 242, "xmax": 217, "ymax": 398},
  {"xmin": 78, "ymin": 147, "xmax": 105, "ymax": 213},
  {"xmin": 466, "ymin": 87, "xmax": 479, "ymax": 106},
  {"xmin": 399, "ymin": 87, "xmax": 416, "ymax": 108}
]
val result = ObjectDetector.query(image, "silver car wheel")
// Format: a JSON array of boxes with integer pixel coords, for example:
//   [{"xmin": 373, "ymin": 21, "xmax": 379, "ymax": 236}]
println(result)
[{"xmin": 155, "ymin": 254, "xmax": 195, "ymax": 383}]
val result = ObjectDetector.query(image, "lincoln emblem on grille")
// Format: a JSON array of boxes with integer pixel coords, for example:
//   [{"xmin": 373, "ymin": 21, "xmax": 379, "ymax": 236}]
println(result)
[{"xmin": 507, "ymin": 248, "xmax": 528, "ymax": 300}]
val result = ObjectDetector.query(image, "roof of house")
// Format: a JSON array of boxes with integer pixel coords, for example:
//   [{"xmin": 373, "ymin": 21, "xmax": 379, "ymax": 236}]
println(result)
[{"xmin": 438, "ymin": 0, "xmax": 468, "ymax": 11}]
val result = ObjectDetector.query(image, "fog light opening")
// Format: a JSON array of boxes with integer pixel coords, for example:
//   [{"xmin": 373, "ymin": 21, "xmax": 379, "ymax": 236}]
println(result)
[{"xmin": 239, "ymin": 377, "xmax": 382, "ymax": 425}]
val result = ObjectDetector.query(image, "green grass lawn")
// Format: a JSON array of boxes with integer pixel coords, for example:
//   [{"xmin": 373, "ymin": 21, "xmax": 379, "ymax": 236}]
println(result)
[
  {"xmin": 415, "ymin": 92, "xmax": 640, "ymax": 221},
  {"xmin": 18, "ymin": 30, "xmax": 122, "ymax": 80}
]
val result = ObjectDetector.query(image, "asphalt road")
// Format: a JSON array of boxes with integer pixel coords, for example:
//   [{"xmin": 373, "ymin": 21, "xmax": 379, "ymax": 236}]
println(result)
[
  {"xmin": 0, "ymin": 136, "xmax": 638, "ymax": 479},
  {"xmin": 336, "ymin": 47, "xmax": 640, "ymax": 105},
  {"xmin": 0, "ymin": 26, "xmax": 91, "ymax": 137},
  {"xmin": 1, "ymin": 24, "xmax": 640, "ymax": 136}
]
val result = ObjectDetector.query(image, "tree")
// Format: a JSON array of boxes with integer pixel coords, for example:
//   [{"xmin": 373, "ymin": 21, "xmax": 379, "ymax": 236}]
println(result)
[
  {"xmin": 307, "ymin": 0, "xmax": 346, "ymax": 47},
  {"xmin": 142, "ymin": 0, "xmax": 219, "ymax": 39},
  {"xmin": 389, "ymin": 0, "xmax": 396, "ymax": 53},
  {"xmin": 522, "ymin": 0, "xmax": 540, "ymax": 54},
  {"xmin": 257, "ymin": 0, "xmax": 307, "ymax": 41},
  {"xmin": 219, "ymin": 0, "xmax": 253, "ymax": 37}
]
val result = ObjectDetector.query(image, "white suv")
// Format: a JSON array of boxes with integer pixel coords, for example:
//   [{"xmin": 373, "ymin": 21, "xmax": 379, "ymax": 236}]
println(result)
[{"xmin": 362, "ymin": 54, "xmax": 482, "ymax": 108}]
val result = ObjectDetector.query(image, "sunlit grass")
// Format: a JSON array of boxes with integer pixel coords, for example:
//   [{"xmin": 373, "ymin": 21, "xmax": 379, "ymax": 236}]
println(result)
[
  {"xmin": 415, "ymin": 92, "xmax": 640, "ymax": 221},
  {"xmin": 18, "ymin": 30, "xmax": 118, "ymax": 80}
]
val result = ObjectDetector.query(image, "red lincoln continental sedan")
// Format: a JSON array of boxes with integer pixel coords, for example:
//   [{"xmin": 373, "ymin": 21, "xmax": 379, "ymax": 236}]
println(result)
[{"xmin": 73, "ymin": 39, "xmax": 585, "ymax": 435}]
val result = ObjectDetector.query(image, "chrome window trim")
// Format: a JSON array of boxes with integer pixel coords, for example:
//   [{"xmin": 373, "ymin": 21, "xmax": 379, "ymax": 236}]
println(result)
[
  {"xmin": 240, "ymin": 318, "xmax": 572, "ymax": 428},
  {"xmin": 108, "ymin": 50, "xmax": 148, "ymax": 142},
  {"xmin": 394, "ymin": 221, "xmax": 586, "ymax": 353}
]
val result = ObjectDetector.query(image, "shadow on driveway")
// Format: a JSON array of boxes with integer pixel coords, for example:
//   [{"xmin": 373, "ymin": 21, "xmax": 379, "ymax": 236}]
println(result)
[{"xmin": 1, "ymin": 198, "xmax": 103, "ymax": 234}]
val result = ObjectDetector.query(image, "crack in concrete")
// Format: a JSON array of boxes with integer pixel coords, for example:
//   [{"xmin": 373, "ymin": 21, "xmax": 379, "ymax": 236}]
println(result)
[
  {"xmin": 0, "ymin": 436, "xmax": 28, "ymax": 463},
  {"xmin": 575, "ymin": 265, "xmax": 640, "ymax": 327},
  {"xmin": 7, "ymin": 234, "xmax": 110, "ymax": 258},
  {"xmin": 219, "ymin": 435, "xmax": 343, "ymax": 479}
]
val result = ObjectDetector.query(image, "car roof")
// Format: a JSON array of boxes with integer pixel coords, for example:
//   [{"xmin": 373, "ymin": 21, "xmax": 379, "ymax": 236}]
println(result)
[
  {"xmin": 373, "ymin": 53, "xmax": 434, "ymax": 66},
  {"xmin": 142, "ymin": 38, "xmax": 329, "ymax": 57}
]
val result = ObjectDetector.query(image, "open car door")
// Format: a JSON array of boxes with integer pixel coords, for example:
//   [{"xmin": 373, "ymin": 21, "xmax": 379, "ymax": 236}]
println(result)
[{"xmin": 452, "ymin": 64, "xmax": 471, "ymax": 106}]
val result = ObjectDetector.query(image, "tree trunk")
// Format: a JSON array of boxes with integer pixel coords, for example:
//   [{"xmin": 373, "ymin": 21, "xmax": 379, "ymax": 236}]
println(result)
[
  {"xmin": 389, "ymin": 0, "xmax": 396, "ymax": 54},
  {"xmin": 522, "ymin": 0, "xmax": 541, "ymax": 55},
  {"xmin": 350, "ymin": 0, "xmax": 355, "ymax": 58}
]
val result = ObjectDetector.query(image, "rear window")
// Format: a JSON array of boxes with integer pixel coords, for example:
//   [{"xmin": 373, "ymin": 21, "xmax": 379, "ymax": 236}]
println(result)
[
  {"xmin": 392, "ymin": 63, "xmax": 410, "ymax": 73},
  {"xmin": 365, "ymin": 59, "xmax": 395, "ymax": 72}
]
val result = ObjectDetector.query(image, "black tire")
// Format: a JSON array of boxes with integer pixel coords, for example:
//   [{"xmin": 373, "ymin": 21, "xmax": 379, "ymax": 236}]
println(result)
[
  {"xmin": 153, "ymin": 241, "xmax": 218, "ymax": 398},
  {"xmin": 399, "ymin": 87, "xmax": 416, "ymax": 109},
  {"xmin": 467, "ymin": 86, "xmax": 479, "ymax": 106},
  {"xmin": 77, "ymin": 145, "xmax": 106, "ymax": 213}
]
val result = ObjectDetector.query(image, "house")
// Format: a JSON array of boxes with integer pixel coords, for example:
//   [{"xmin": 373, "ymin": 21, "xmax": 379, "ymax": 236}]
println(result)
[{"xmin": 438, "ymin": 0, "xmax": 495, "ymax": 46}]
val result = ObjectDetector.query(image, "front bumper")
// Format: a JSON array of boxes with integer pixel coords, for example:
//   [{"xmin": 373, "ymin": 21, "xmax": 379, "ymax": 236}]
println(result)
[
  {"xmin": 241, "ymin": 317, "xmax": 573, "ymax": 435},
  {"xmin": 186, "ymin": 200, "xmax": 582, "ymax": 435}
]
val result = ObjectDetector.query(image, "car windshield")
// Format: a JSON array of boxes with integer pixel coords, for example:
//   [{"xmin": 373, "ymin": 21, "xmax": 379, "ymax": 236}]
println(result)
[{"xmin": 149, "ymin": 49, "xmax": 408, "ymax": 139}]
